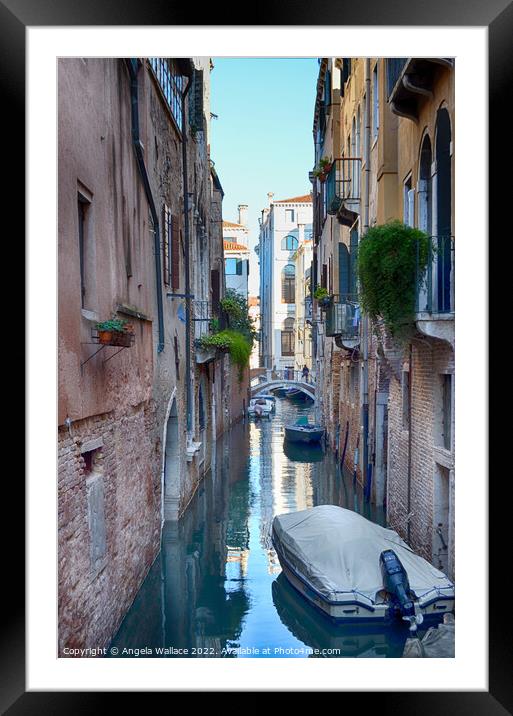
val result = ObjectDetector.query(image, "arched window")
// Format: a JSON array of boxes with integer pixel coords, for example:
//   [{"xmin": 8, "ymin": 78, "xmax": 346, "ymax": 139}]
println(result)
[
  {"xmin": 282, "ymin": 264, "xmax": 296, "ymax": 303},
  {"xmin": 281, "ymin": 317, "xmax": 295, "ymax": 356},
  {"xmin": 417, "ymin": 134, "xmax": 433, "ymax": 312},
  {"xmin": 435, "ymin": 108, "xmax": 452, "ymax": 313},
  {"xmin": 282, "ymin": 235, "xmax": 298, "ymax": 252}
]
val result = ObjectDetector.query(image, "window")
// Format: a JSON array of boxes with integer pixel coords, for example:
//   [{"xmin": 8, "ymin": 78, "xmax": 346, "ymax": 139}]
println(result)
[
  {"xmin": 160, "ymin": 207, "xmax": 180, "ymax": 291},
  {"xmin": 281, "ymin": 318, "xmax": 295, "ymax": 356},
  {"xmin": 282, "ymin": 235, "xmax": 298, "ymax": 251},
  {"xmin": 403, "ymin": 176, "xmax": 415, "ymax": 227},
  {"xmin": 149, "ymin": 58, "xmax": 184, "ymax": 133},
  {"xmin": 402, "ymin": 370, "xmax": 410, "ymax": 430},
  {"xmin": 372, "ymin": 64, "xmax": 379, "ymax": 141},
  {"xmin": 225, "ymin": 258, "xmax": 242, "ymax": 275},
  {"xmin": 285, "ymin": 209, "xmax": 295, "ymax": 223},
  {"xmin": 77, "ymin": 189, "xmax": 95, "ymax": 310},
  {"xmin": 442, "ymin": 374, "xmax": 452, "ymax": 450},
  {"xmin": 78, "ymin": 195, "xmax": 88, "ymax": 307},
  {"xmin": 282, "ymin": 264, "xmax": 295, "ymax": 303}
]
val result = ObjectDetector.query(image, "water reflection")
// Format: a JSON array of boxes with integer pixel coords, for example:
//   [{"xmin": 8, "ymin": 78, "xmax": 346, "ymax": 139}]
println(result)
[{"xmin": 109, "ymin": 398, "xmax": 402, "ymax": 658}]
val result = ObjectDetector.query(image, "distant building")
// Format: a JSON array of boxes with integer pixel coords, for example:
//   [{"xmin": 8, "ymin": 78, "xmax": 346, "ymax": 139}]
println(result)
[
  {"xmin": 223, "ymin": 204, "xmax": 250, "ymax": 298},
  {"xmin": 258, "ymin": 193, "xmax": 313, "ymax": 371},
  {"xmin": 294, "ymin": 238, "xmax": 313, "ymax": 372},
  {"xmin": 248, "ymin": 295, "xmax": 260, "ymax": 369}
]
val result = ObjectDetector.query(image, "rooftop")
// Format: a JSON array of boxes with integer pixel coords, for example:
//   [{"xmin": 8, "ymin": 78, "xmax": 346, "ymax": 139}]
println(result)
[
  {"xmin": 224, "ymin": 239, "xmax": 249, "ymax": 252},
  {"xmin": 223, "ymin": 220, "xmax": 246, "ymax": 229},
  {"xmin": 274, "ymin": 193, "xmax": 312, "ymax": 204}
]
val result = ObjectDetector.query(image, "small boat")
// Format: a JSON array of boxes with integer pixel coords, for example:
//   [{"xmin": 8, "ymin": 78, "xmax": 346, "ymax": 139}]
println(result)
[
  {"xmin": 273, "ymin": 387, "xmax": 288, "ymax": 398},
  {"xmin": 248, "ymin": 398, "xmax": 273, "ymax": 417},
  {"xmin": 254, "ymin": 394, "xmax": 276, "ymax": 411},
  {"xmin": 284, "ymin": 387, "xmax": 302, "ymax": 399},
  {"xmin": 271, "ymin": 505, "xmax": 455, "ymax": 631},
  {"xmin": 284, "ymin": 416, "xmax": 324, "ymax": 443}
]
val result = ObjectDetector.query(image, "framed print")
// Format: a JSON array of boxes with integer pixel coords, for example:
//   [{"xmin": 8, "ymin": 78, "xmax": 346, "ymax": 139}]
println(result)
[{"xmin": 3, "ymin": 0, "xmax": 507, "ymax": 708}]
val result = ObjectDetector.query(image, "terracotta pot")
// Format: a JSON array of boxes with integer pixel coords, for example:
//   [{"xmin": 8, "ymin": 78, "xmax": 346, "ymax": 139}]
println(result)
[{"xmin": 98, "ymin": 330, "xmax": 113, "ymax": 344}]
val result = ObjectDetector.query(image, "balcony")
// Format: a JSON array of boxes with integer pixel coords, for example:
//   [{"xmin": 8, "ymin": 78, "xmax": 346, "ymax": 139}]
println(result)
[
  {"xmin": 193, "ymin": 299, "xmax": 216, "ymax": 363},
  {"xmin": 387, "ymin": 58, "xmax": 454, "ymax": 122},
  {"xmin": 325, "ymin": 158, "xmax": 362, "ymax": 227},
  {"xmin": 324, "ymin": 294, "xmax": 360, "ymax": 349},
  {"xmin": 415, "ymin": 235, "xmax": 454, "ymax": 345}
]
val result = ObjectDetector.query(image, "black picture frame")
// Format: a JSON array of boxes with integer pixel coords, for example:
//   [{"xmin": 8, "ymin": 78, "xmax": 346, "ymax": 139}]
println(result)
[{"xmin": 4, "ymin": 0, "xmax": 505, "ymax": 709}]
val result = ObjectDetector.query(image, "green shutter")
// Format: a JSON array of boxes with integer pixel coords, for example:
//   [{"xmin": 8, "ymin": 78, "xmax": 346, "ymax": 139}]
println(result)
[
  {"xmin": 349, "ymin": 228, "xmax": 359, "ymax": 297},
  {"xmin": 338, "ymin": 243, "xmax": 350, "ymax": 299}
]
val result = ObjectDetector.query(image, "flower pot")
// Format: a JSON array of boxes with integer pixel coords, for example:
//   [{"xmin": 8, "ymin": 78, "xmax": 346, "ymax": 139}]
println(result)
[
  {"xmin": 110, "ymin": 330, "xmax": 133, "ymax": 347},
  {"xmin": 98, "ymin": 330, "xmax": 113, "ymax": 344}
]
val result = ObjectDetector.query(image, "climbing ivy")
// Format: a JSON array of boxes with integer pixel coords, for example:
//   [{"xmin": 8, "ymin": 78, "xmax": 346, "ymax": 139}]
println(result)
[
  {"xmin": 357, "ymin": 221, "xmax": 430, "ymax": 340},
  {"xmin": 198, "ymin": 329, "xmax": 252, "ymax": 382}
]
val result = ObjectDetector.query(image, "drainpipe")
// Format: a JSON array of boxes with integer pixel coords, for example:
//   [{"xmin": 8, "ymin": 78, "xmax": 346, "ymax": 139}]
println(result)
[
  {"xmin": 127, "ymin": 59, "xmax": 165, "ymax": 353},
  {"xmin": 362, "ymin": 59, "xmax": 371, "ymax": 499},
  {"xmin": 181, "ymin": 73, "xmax": 193, "ymax": 435}
]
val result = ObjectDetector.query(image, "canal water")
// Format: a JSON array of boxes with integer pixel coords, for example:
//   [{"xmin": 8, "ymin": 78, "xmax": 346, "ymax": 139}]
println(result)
[{"xmin": 109, "ymin": 397, "xmax": 414, "ymax": 658}]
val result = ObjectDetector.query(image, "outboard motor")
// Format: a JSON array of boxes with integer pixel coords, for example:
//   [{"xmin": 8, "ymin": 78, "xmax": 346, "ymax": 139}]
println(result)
[{"xmin": 380, "ymin": 549, "xmax": 423, "ymax": 632}]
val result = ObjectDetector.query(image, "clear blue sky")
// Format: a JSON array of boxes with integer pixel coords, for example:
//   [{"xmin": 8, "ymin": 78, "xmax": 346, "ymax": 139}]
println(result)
[{"xmin": 210, "ymin": 58, "xmax": 319, "ymax": 295}]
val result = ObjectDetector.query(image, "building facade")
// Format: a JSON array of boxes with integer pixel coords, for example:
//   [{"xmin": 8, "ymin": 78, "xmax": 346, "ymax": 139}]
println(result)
[
  {"xmin": 311, "ymin": 57, "xmax": 454, "ymax": 578},
  {"xmin": 58, "ymin": 57, "xmax": 247, "ymax": 654},
  {"xmin": 258, "ymin": 194, "xmax": 313, "ymax": 372}
]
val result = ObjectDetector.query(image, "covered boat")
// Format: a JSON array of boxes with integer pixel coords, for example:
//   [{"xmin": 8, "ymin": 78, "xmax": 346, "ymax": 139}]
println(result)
[
  {"xmin": 271, "ymin": 505, "xmax": 454, "ymax": 630},
  {"xmin": 248, "ymin": 397, "xmax": 273, "ymax": 417}
]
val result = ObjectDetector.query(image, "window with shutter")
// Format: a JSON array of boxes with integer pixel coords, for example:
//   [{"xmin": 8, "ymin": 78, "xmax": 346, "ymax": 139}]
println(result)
[
  {"xmin": 236, "ymin": 259, "xmax": 243, "ymax": 275},
  {"xmin": 349, "ymin": 229, "xmax": 358, "ymax": 296},
  {"xmin": 163, "ymin": 205, "xmax": 171, "ymax": 286},
  {"xmin": 211, "ymin": 269, "xmax": 220, "ymax": 313},
  {"xmin": 338, "ymin": 243, "xmax": 350, "ymax": 299},
  {"xmin": 171, "ymin": 214, "xmax": 180, "ymax": 289}
]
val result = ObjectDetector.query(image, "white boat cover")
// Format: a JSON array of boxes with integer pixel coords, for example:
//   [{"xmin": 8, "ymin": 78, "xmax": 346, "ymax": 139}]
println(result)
[{"xmin": 272, "ymin": 505, "xmax": 454, "ymax": 605}]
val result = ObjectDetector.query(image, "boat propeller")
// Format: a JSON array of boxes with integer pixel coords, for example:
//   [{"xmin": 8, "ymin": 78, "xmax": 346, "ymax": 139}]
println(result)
[{"xmin": 379, "ymin": 549, "xmax": 424, "ymax": 631}]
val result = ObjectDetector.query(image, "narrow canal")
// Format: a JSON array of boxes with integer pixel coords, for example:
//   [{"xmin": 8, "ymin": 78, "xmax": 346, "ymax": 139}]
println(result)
[{"xmin": 109, "ymin": 397, "xmax": 413, "ymax": 658}]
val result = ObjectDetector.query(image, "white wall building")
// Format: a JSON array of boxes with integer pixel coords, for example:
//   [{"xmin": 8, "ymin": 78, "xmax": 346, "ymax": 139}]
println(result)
[
  {"xmin": 258, "ymin": 193, "xmax": 313, "ymax": 371},
  {"xmin": 223, "ymin": 205, "xmax": 250, "ymax": 298}
]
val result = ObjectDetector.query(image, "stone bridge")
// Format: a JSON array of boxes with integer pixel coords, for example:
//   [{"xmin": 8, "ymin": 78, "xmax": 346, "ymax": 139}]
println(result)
[{"xmin": 250, "ymin": 369, "xmax": 316, "ymax": 400}]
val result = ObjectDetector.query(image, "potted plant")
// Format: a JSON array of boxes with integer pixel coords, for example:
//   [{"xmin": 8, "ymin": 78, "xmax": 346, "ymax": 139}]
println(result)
[
  {"xmin": 313, "ymin": 286, "xmax": 332, "ymax": 309},
  {"xmin": 95, "ymin": 318, "xmax": 133, "ymax": 347},
  {"xmin": 313, "ymin": 157, "xmax": 332, "ymax": 182}
]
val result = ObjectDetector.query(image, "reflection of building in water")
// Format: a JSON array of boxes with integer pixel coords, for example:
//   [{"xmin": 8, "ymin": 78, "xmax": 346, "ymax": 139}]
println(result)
[{"xmin": 254, "ymin": 417, "xmax": 316, "ymax": 574}]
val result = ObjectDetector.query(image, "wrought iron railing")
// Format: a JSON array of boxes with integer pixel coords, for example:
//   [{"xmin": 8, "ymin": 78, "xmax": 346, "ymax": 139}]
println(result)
[
  {"xmin": 326, "ymin": 158, "xmax": 362, "ymax": 215},
  {"xmin": 415, "ymin": 235, "xmax": 455, "ymax": 315},
  {"xmin": 324, "ymin": 294, "xmax": 360, "ymax": 339},
  {"xmin": 192, "ymin": 299, "xmax": 212, "ymax": 341}
]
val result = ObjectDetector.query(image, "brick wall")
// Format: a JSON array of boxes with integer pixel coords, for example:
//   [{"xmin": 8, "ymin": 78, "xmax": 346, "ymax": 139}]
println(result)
[
  {"xmin": 58, "ymin": 403, "xmax": 161, "ymax": 653},
  {"xmin": 387, "ymin": 337, "xmax": 454, "ymax": 577}
]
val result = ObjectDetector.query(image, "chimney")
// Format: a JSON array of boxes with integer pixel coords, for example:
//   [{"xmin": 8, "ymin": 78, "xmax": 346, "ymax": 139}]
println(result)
[
  {"xmin": 238, "ymin": 204, "xmax": 248, "ymax": 226},
  {"xmin": 267, "ymin": 192, "xmax": 274, "ymax": 206}
]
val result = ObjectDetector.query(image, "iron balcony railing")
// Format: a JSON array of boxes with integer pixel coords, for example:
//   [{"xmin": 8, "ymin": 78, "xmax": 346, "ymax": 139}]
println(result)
[
  {"xmin": 325, "ymin": 294, "xmax": 360, "ymax": 339},
  {"xmin": 415, "ymin": 235, "xmax": 455, "ymax": 315},
  {"xmin": 192, "ymin": 299, "xmax": 212, "ymax": 342},
  {"xmin": 326, "ymin": 158, "xmax": 362, "ymax": 216}
]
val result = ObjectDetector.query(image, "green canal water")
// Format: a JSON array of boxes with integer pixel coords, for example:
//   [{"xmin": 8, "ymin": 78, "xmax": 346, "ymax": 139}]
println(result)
[{"xmin": 108, "ymin": 397, "xmax": 414, "ymax": 658}]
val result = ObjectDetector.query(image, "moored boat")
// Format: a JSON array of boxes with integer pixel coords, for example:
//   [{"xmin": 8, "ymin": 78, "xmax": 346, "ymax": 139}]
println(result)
[
  {"xmin": 284, "ymin": 417, "xmax": 324, "ymax": 443},
  {"xmin": 271, "ymin": 505, "xmax": 455, "ymax": 630},
  {"xmin": 248, "ymin": 398, "xmax": 273, "ymax": 417}
]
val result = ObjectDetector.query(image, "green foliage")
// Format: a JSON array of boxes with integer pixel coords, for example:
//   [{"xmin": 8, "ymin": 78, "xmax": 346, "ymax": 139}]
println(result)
[
  {"xmin": 357, "ymin": 221, "xmax": 430, "ymax": 340},
  {"xmin": 313, "ymin": 156, "xmax": 332, "ymax": 178},
  {"xmin": 220, "ymin": 294, "xmax": 243, "ymax": 321},
  {"xmin": 96, "ymin": 318, "xmax": 129, "ymax": 332},
  {"xmin": 198, "ymin": 329, "xmax": 251, "ymax": 381},
  {"xmin": 313, "ymin": 286, "xmax": 329, "ymax": 300},
  {"xmin": 221, "ymin": 289, "xmax": 258, "ymax": 346}
]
